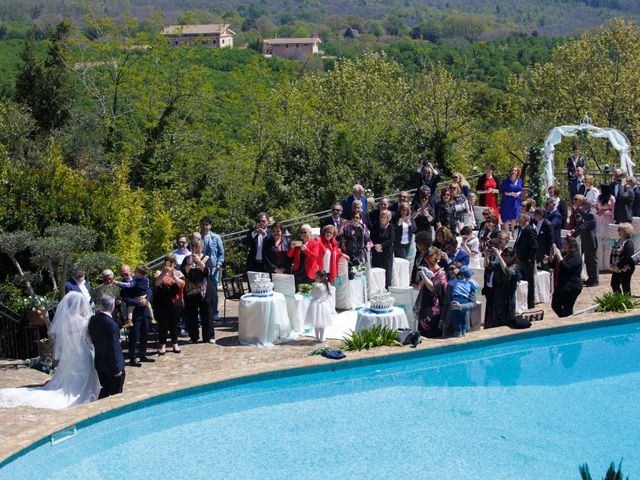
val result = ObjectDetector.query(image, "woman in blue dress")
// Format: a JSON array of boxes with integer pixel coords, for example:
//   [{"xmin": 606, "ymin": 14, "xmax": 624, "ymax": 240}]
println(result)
[{"xmin": 499, "ymin": 166, "xmax": 523, "ymax": 234}]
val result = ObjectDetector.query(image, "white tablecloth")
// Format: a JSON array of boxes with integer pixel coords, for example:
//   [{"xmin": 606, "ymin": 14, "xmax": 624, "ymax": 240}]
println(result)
[
  {"xmin": 392, "ymin": 257, "xmax": 411, "ymax": 288},
  {"xmin": 534, "ymin": 270, "xmax": 552, "ymax": 304},
  {"xmin": 238, "ymin": 292, "xmax": 296, "ymax": 347},
  {"xmin": 355, "ymin": 306, "xmax": 409, "ymax": 333},
  {"xmin": 516, "ymin": 281, "xmax": 528, "ymax": 314},
  {"xmin": 282, "ymin": 293, "xmax": 310, "ymax": 333},
  {"xmin": 368, "ymin": 267, "xmax": 387, "ymax": 295},
  {"xmin": 335, "ymin": 257, "xmax": 352, "ymax": 310},
  {"xmin": 389, "ymin": 286, "xmax": 419, "ymax": 330},
  {"xmin": 349, "ymin": 273, "xmax": 367, "ymax": 308}
]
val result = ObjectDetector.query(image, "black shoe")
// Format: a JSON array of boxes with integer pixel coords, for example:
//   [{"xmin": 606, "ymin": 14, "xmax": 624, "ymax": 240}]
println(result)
[
  {"xmin": 129, "ymin": 360, "xmax": 142, "ymax": 367},
  {"xmin": 139, "ymin": 356, "xmax": 155, "ymax": 363},
  {"xmin": 188, "ymin": 339, "xmax": 199, "ymax": 344}
]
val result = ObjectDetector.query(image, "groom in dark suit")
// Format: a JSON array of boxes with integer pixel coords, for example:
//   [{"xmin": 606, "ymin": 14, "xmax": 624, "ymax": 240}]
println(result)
[{"xmin": 88, "ymin": 295, "xmax": 125, "ymax": 399}]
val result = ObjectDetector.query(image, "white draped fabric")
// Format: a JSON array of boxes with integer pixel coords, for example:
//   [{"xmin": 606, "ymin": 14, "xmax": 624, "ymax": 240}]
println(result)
[
  {"xmin": 238, "ymin": 292, "xmax": 296, "ymax": 347},
  {"xmin": 355, "ymin": 307, "xmax": 409, "ymax": 333},
  {"xmin": 334, "ymin": 257, "xmax": 353, "ymax": 310},
  {"xmin": 349, "ymin": 273, "xmax": 367, "ymax": 308},
  {"xmin": 368, "ymin": 268, "xmax": 387, "ymax": 295},
  {"xmin": 389, "ymin": 286, "xmax": 419, "ymax": 331},
  {"xmin": 0, "ymin": 292, "xmax": 101, "ymax": 410},
  {"xmin": 543, "ymin": 124, "xmax": 634, "ymax": 188},
  {"xmin": 391, "ymin": 257, "xmax": 411, "ymax": 288}
]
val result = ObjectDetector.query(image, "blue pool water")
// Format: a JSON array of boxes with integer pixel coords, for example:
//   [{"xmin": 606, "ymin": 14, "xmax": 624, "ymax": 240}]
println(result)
[{"xmin": 2, "ymin": 321, "xmax": 640, "ymax": 480}]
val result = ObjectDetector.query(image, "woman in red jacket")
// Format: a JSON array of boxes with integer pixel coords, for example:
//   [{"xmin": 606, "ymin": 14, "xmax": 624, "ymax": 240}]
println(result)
[
  {"xmin": 288, "ymin": 224, "xmax": 320, "ymax": 286},
  {"xmin": 316, "ymin": 225, "xmax": 348, "ymax": 283}
]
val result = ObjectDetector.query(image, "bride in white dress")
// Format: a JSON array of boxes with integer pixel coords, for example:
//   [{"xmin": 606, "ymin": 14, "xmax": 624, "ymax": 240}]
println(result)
[{"xmin": 0, "ymin": 292, "xmax": 101, "ymax": 409}]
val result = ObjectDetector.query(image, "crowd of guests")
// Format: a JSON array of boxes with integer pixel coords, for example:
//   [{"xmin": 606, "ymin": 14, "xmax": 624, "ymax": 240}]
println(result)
[{"xmin": 62, "ymin": 152, "xmax": 639, "ymax": 372}]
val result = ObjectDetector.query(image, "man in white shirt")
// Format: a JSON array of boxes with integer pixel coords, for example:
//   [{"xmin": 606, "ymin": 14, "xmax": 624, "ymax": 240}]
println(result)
[
  {"xmin": 172, "ymin": 233, "xmax": 191, "ymax": 268},
  {"xmin": 243, "ymin": 212, "xmax": 271, "ymax": 272}
]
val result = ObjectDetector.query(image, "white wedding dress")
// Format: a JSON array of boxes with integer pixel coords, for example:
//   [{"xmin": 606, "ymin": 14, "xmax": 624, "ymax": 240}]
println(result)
[{"xmin": 0, "ymin": 292, "xmax": 101, "ymax": 410}]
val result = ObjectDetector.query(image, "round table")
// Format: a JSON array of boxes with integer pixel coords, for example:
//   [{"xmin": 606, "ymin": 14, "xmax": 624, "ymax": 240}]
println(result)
[
  {"xmin": 238, "ymin": 292, "xmax": 296, "ymax": 347},
  {"xmin": 355, "ymin": 306, "xmax": 409, "ymax": 333}
]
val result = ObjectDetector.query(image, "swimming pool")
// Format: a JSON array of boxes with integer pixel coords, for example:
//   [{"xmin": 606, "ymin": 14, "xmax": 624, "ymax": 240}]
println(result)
[{"xmin": 2, "ymin": 320, "xmax": 639, "ymax": 479}]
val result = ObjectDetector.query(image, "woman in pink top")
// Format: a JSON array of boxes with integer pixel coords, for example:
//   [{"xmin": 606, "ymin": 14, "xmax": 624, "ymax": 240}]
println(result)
[{"xmin": 595, "ymin": 183, "xmax": 616, "ymax": 228}]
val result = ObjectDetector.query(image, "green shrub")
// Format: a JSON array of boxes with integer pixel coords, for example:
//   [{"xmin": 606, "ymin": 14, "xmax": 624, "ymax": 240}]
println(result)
[
  {"xmin": 341, "ymin": 325, "xmax": 401, "ymax": 351},
  {"xmin": 594, "ymin": 292, "xmax": 640, "ymax": 313},
  {"xmin": 0, "ymin": 281, "xmax": 25, "ymax": 313},
  {"xmin": 579, "ymin": 460, "xmax": 628, "ymax": 480}
]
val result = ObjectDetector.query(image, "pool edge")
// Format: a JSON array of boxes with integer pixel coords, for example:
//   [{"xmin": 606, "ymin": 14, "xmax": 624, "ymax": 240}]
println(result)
[{"xmin": 1, "ymin": 313, "xmax": 638, "ymax": 468}]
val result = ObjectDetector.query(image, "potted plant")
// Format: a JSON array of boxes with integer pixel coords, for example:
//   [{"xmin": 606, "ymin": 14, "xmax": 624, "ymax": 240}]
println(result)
[{"xmin": 23, "ymin": 295, "xmax": 55, "ymax": 326}]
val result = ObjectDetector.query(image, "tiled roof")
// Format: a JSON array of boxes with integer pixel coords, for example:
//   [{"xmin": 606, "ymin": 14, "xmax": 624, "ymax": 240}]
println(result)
[
  {"xmin": 162, "ymin": 24, "xmax": 235, "ymax": 35},
  {"xmin": 263, "ymin": 37, "xmax": 321, "ymax": 45}
]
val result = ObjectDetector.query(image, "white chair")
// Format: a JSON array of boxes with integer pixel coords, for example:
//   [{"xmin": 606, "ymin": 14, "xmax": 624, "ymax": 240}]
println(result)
[
  {"xmin": 389, "ymin": 286, "xmax": 419, "ymax": 331},
  {"xmin": 334, "ymin": 257, "xmax": 353, "ymax": 310},
  {"xmin": 391, "ymin": 257, "xmax": 411, "ymax": 288},
  {"xmin": 368, "ymin": 267, "xmax": 386, "ymax": 296},
  {"xmin": 272, "ymin": 273, "xmax": 296, "ymax": 295}
]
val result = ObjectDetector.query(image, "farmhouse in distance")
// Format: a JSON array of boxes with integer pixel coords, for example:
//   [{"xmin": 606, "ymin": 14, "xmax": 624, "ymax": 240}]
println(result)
[{"xmin": 161, "ymin": 24, "xmax": 236, "ymax": 48}]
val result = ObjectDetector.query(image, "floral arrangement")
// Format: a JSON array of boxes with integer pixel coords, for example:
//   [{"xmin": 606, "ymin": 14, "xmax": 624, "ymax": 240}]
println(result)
[
  {"xmin": 298, "ymin": 283, "xmax": 313, "ymax": 295},
  {"xmin": 22, "ymin": 295, "xmax": 56, "ymax": 312},
  {"xmin": 351, "ymin": 264, "xmax": 368, "ymax": 275}
]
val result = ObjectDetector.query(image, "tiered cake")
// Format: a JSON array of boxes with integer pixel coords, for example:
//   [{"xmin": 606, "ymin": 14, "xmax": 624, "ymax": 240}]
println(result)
[
  {"xmin": 369, "ymin": 291, "xmax": 395, "ymax": 313},
  {"xmin": 252, "ymin": 273, "xmax": 274, "ymax": 296}
]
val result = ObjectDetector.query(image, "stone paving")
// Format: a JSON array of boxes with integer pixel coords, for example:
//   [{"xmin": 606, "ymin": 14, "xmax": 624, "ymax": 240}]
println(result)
[{"xmin": 0, "ymin": 272, "xmax": 638, "ymax": 464}]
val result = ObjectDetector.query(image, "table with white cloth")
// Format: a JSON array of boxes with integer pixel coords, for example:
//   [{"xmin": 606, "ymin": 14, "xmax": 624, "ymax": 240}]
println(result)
[
  {"xmin": 355, "ymin": 306, "xmax": 409, "ymax": 333},
  {"xmin": 335, "ymin": 257, "xmax": 353, "ymax": 310},
  {"xmin": 368, "ymin": 267, "xmax": 387, "ymax": 295},
  {"xmin": 238, "ymin": 292, "xmax": 297, "ymax": 347},
  {"xmin": 391, "ymin": 257, "xmax": 411, "ymax": 288}
]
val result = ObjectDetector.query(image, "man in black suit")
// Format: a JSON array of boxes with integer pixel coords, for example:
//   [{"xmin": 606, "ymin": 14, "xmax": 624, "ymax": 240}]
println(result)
[
  {"xmin": 242, "ymin": 212, "xmax": 272, "ymax": 272},
  {"xmin": 119, "ymin": 264, "xmax": 155, "ymax": 367},
  {"xmin": 611, "ymin": 171, "xmax": 634, "ymax": 223},
  {"xmin": 569, "ymin": 166, "xmax": 586, "ymax": 205},
  {"xmin": 319, "ymin": 202, "xmax": 345, "ymax": 231},
  {"xmin": 572, "ymin": 198, "xmax": 599, "ymax": 287},
  {"xmin": 534, "ymin": 208, "xmax": 554, "ymax": 271},
  {"xmin": 567, "ymin": 145, "xmax": 585, "ymax": 195},
  {"xmin": 514, "ymin": 212, "xmax": 538, "ymax": 309},
  {"xmin": 390, "ymin": 191, "xmax": 410, "ymax": 213},
  {"xmin": 88, "ymin": 295, "xmax": 125, "ymax": 399}
]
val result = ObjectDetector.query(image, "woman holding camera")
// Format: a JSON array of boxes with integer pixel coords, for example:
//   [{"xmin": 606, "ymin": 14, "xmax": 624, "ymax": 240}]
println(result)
[
  {"xmin": 550, "ymin": 236, "xmax": 583, "ymax": 317},
  {"xmin": 414, "ymin": 246, "xmax": 448, "ymax": 338},
  {"xmin": 483, "ymin": 241, "xmax": 520, "ymax": 328},
  {"xmin": 394, "ymin": 202, "xmax": 417, "ymax": 259},
  {"xmin": 288, "ymin": 224, "xmax": 320, "ymax": 286},
  {"xmin": 154, "ymin": 254, "xmax": 185, "ymax": 354}
]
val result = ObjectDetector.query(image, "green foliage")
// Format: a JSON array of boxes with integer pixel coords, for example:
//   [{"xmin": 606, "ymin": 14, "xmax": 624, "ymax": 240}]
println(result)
[
  {"xmin": 594, "ymin": 292, "xmax": 640, "ymax": 313},
  {"xmin": 0, "ymin": 281, "xmax": 24, "ymax": 313},
  {"xmin": 341, "ymin": 325, "xmax": 401, "ymax": 351},
  {"xmin": 527, "ymin": 146, "xmax": 544, "ymax": 204},
  {"xmin": 72, "ymin": 252, "xmax": 121, "ymax": 281},
  {"xmin": 579, "ymin": 460, "xmax": 628, "ymax": 480}
]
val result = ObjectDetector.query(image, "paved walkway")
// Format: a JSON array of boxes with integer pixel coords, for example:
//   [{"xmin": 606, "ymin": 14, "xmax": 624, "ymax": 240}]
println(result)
[{"xmin": 0, "ymin": 272, "xmax": 637, "ymax": 463}]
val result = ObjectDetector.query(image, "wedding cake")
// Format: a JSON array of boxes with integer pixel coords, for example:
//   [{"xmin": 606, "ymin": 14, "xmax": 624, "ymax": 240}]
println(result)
[
  {"xmin": 252, "ymin": 273, "xmax": 274, "ymax": 296},
  {"xmin": 369, "ymin": 291, "xmax": 395, "ymax": 313}
]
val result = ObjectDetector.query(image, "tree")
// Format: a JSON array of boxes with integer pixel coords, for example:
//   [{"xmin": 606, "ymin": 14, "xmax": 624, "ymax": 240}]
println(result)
[
  {"xmin": 16, "ymin": 22, "xmax": 75, "ymax": 132},
  {"xmin": 0, "ymin": 231, "xmax": 35, "ymax": 296},
  {"xmin": 527, "ymin": 19, "xmax": 640, "ymax": 152}
]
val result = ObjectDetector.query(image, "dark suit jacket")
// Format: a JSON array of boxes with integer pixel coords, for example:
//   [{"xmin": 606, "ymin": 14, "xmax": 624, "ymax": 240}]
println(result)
[
  {"xmin": 632, "ymin": 186, "xmax": 640, "ymax": 218},
  {"xmin": 88, "ymin": 311, "xmax": 124, "ymax": 375},
  {"xmin": 319, "ymin": 215, "xmax": 344, "ymax": 231},
  {"xmin": 120, "ymin": 282, "xmax": 151, "ymax": 321},
  {"xmin": 370, "ymin": 209, "xmax": 397, "ymax": 230},
  {"xmin": 64, "ymin": 278, "xmax": 93, "ymax": 297},
  {"xmin": 557, "ymin": 198, "xmax": 569, "ymax": 229},
  {"xmin": 546, "ymin": 209, "xmax": 563, "ymax": 248},
  {"xmin": 614, "ymin": 185, "xmax": 634, "ymax": 223},
  {"xmin": 569, "ymin": 178, "xmax": 586, "ymax": 203},
  {"xmin": 342, "ymin": 195, "xmax": 368, "ymax": 219},
  {"xmin": 242, "ymin": 226, "xmax": 272, "ymax": 264},
  {"xmin": 535, "ymin": 218, "xmax": 554, "ymax": 263},
  {"xmin": 572, "ymin": 208, "xmax": 598, "ymax": 251},
  {"xmin": 557, "ymin": 251, "xmax": 583, "ymax": 293},
  {"xmin": 514, "ymin": 223, "xmax": 538, "ymax": 262}
]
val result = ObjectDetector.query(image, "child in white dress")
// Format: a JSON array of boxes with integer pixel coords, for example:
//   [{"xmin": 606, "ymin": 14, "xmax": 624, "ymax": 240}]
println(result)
[{"xmin": 305, "ymin": 270, "xmax": 333, "ymax": 342}]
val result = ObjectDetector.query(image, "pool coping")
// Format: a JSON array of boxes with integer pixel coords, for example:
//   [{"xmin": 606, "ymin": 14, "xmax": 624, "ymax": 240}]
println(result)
[{"xmin": 1, "ymin": 313, "xmax": 638, "ymax": 469}]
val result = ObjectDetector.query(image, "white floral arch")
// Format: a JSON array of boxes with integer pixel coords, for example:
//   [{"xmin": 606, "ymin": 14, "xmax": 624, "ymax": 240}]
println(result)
[{"xmin": 543, "ymin": 119, "xmax": 634, "ymax": 188}]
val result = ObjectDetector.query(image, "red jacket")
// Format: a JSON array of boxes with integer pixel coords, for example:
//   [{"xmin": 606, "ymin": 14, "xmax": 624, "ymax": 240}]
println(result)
[
  {"xmin": 288, "ymin": 238, "xmax": 321, "ymax": 281},
  {"xmin": 317, "ymin": 237, "xmax": 344, "ymax": 283}
]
